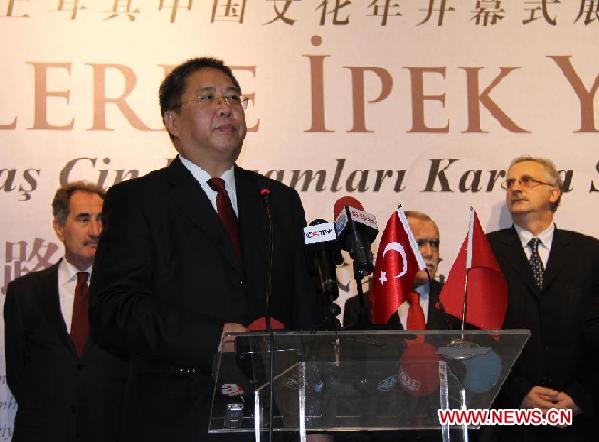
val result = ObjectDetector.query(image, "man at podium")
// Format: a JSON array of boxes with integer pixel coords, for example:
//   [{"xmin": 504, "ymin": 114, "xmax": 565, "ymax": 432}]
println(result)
[{"xmin": 89, "ymin": 57, "xmax": 321, "ymax": 442}]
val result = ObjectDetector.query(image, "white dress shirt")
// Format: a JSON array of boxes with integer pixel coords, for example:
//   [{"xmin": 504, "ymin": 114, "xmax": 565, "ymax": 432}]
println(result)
[
  {"xmin": 179, "ymin": 156, "xmax": 238, "ymax": 216},
  {"xmin": 514, "ymin": 222, "xmax": 555, "ymax": 268}
]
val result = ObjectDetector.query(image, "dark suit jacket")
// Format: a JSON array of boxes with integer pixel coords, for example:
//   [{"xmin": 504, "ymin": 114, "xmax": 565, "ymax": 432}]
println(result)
[
  {"xmin": 89, "ymin": 157, "xmax": 320, "ymax": 442},
  {"xmin": 486, "ymin": 227, "xmax": 599, "ymax": 442},
  {"xmin": 343, "ymin": 280, "xmax": 450, "ymax": 330},
  {"xmin": 3, "ymin": 261, "xmax": 128, "ymax": 442}
]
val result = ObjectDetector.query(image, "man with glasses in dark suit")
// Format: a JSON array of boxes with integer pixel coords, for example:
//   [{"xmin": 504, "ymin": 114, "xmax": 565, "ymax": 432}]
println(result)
[
  {"xmin": 89, "ymin": 57, "xmax": 322, "ymax": 442},
  {"xmin": 485, "ymin": 156, "xmax": 599, "ymax": 442}
]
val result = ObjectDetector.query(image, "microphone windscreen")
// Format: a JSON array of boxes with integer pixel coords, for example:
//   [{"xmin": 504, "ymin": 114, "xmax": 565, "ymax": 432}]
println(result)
[
  {"xmin": 333, "ymin": 196, "xmax": 364, "ymax": 219},
  {"xmin": 247, "ymin": 316, "xmax": 285, "ymax": 331},
  {"xmin": 398, "ymin": 341, "xmax": 441, "ymax": 396}
]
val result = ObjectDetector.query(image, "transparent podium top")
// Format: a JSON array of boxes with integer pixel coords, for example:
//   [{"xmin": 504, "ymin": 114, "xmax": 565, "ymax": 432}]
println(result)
[{"xmin": 210, "ymin": 330, "xmax": 530, "ymax": 433}]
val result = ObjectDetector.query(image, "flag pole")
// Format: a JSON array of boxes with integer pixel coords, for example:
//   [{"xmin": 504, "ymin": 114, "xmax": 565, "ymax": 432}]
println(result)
[
  {"xmin": 441, "ymin": 207, "xmax": 499, "ymax": 361},
  {"xmin": 449, "ymin": 208, "xmax": 478, "ymax": 358},
  {"xmin": 449, "ymin": 265, "xmax": 478, "ymax": 359},
  {"xmin": 460, "ymin": 269, "xmax": 469, "ymax": 336},
  {"xmin": 460, "ymin": 207, "xmax": 475, "ymax": 335}
]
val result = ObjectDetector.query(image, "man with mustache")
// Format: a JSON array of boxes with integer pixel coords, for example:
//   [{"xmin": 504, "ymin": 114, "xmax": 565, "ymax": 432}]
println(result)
[
  {"xmin": 485, "ymin": 156, "xmax": 599, "ymax": 442},
  {"xmin": 341, "ymin": 211, "xmax": 454, "ymax": 442},
  {"xmin": 4, "ymin": 181, "xmax": 128, "ymax": 442},
  {"xmin": 89, "ymin": 57, "xmax": 321, "ymax": 442},
  {"xmin": 343, "ymin": 210, "xmax": 448, "ymax": 330}
]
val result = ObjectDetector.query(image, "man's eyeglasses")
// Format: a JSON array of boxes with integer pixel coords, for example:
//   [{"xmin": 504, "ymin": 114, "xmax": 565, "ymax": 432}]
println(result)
[
  {"xmin": 170, "ymin": 93, "xmax": 249, "ymax": 111},
  {"xmin": 416, "ymin": 238, "xmax": 440, "ymax": 249},
  {"xmin": 501, "ymin": 175, "xmax": 556, "ymax": 190}
]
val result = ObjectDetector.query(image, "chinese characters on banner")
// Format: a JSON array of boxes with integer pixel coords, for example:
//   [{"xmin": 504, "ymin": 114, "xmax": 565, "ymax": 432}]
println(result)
[{"xmin": 1, "ymin": 0, "xmax": 597, "ymax": 26}]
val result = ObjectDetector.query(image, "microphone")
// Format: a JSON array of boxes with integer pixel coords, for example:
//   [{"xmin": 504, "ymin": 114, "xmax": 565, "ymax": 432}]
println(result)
[
  {"xmin": 333, "ymin": 195, "xmax": 364, "ymax": 220},
  {"xmin": 260, "ymin": 188, "xmax": 273, "ymax": 332},
  {"xmin": 304, "ymin": 219, "xmax": 343, "ymax": 296},
  {"xmin": 259, "ymin": 187, "xmax": 275, "ymax": 442},
  {"xmin": 333, "ymin": 196, "xmax": 378, "ymax": 280},
  {"xmin": 305, "ymin": 220, "xmax": 343, "ymax": 329}
]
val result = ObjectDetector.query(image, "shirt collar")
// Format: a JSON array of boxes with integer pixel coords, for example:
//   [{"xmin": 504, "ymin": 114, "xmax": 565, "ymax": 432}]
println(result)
[
  {"xmin": 179, "ymin": 155, "xmax": 236, "ymax": 191},
  {"xmin": 514, "ymin": 222, "xmax": 555, "ymax": 250},
  {"xmin": 58, "ymin": 258, "xmax": 92, "ymax": 284},
  {"xmin": 414, "ymin": 281, "xmax": 430, "ymax": 299}
]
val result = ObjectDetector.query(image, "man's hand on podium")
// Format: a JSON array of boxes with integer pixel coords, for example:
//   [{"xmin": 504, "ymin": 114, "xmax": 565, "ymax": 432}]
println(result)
[{"xmin": 219, "ymin": 323, "xmax": 248, "ymax": 352}]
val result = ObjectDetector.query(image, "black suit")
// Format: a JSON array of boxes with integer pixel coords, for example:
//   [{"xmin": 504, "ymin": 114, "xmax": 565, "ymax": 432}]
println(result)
[
  {"xmin": 486, "ymin": 227, "xmax": 599, "ymax": 442},
  {"xmin": 3, "ymin": 261, "xmax": 128, "ymax": 442},
  {"xmin": 89, "ymin": 157, "xmax": 320, "ymax": 442},
  {"xmin": 343, "ymin": 280, "xmax": 449, "ymax": 330}
]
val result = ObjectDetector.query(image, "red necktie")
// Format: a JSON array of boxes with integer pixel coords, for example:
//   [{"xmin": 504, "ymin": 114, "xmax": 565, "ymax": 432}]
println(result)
[
  {"xmin": 207, "ymin": 177, "xmax": 241, "ymax": 257},
  {"xmin": 406, "ymin": 291, "xmax": 426, "ymax": 330},
  {"xmin": 70, "ymin": 272, "xmax": 89, "ymax": 358}
]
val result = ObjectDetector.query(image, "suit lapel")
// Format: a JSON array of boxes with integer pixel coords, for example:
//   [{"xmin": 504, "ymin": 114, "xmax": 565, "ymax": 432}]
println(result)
[
  {"xmin": 36, "ymin": 262, "xmax": 77, "ymax": 355},
  {"xmin": 426, "ymin": 280, "xmax": 441, "ymax": 329},
  {"xmin": 427, "ymin": 280, "xmax": 455, "ymax": 330},
  {"xmin": 542, "ymin": 228, "xmax": 569, "ymax": 290},
  {"xmin": 166, "ymin": 157, "xmax": 242, "ymax": 273},
  {"xmin": 235, "ymin": 167, "xmax": 268, "ymax": 307},
  {"xmin": 501, "ymin": 228, "xmax": 540, "ymax": 296}
]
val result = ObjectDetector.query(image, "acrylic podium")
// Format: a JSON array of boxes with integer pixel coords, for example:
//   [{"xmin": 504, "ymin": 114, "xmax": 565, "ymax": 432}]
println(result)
[{"xmin": 209, "ymin": 330, "xmax": 530, "ymax": 442}]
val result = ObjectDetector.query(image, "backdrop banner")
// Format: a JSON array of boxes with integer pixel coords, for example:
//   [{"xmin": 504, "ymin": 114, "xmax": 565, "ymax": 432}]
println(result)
[{"xmin": 1, "ymin": 1, "xmax": 598, "ymax": 439}]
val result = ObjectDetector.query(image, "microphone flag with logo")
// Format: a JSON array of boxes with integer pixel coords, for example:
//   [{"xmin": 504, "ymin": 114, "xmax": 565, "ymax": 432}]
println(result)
[
  {"xmin": 438, "ymin": 208, "xmax": 507, "ymax": 330},
  {"xmin": 370, "ymin": 208, "xmax": 426, "ymax": 325}
]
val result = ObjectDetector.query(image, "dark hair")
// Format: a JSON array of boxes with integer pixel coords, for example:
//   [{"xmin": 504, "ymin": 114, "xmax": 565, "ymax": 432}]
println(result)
[
  {"xmin": 52, "ymin": 181, "xmax": 106, "ymax": 226},
  {"xmin": 159, "ymin": 57, "xmax": 240, "ymax": 118}
]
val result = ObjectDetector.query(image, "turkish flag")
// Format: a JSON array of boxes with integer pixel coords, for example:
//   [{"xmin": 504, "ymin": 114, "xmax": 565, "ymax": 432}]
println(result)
[
  {"xmin": 438, "ymin": 209, "xmax": 507, "ymax": 330},
  {"xmin": 370, "ymin": 208, "xmax": 426, "ymax": 325}
]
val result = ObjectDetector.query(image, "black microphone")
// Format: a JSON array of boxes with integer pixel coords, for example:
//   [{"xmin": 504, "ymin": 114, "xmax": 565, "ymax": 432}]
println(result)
[
  {"xmin": 305, "ymin": 220, "xmax": 342, "ymax": 329},
  {"xmin": 304, "ymin": 219, "xmax": 343, "ymax": 297},
  {"xmin": 333, "ymin": 196, "xmax": 378, "ymax": 281},
  {"xmin": 259, "ymin": 187, "xmax": 274, "ymax": 442},
  {"xmin": 260, "ymin": 188, "xmax": 273, "ymax": 332}
]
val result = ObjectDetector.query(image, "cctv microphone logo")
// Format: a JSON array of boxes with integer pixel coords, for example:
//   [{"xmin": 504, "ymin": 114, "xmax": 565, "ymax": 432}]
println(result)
[{"xmin": 304, "ymin": 223, "xmax": 337, "ymax": 244}]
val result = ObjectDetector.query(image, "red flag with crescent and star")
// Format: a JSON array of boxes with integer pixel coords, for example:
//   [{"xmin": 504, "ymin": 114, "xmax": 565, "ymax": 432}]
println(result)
[{"xmin": 370, "ymin": 208, "xmax": 427, "ymax": 325}]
